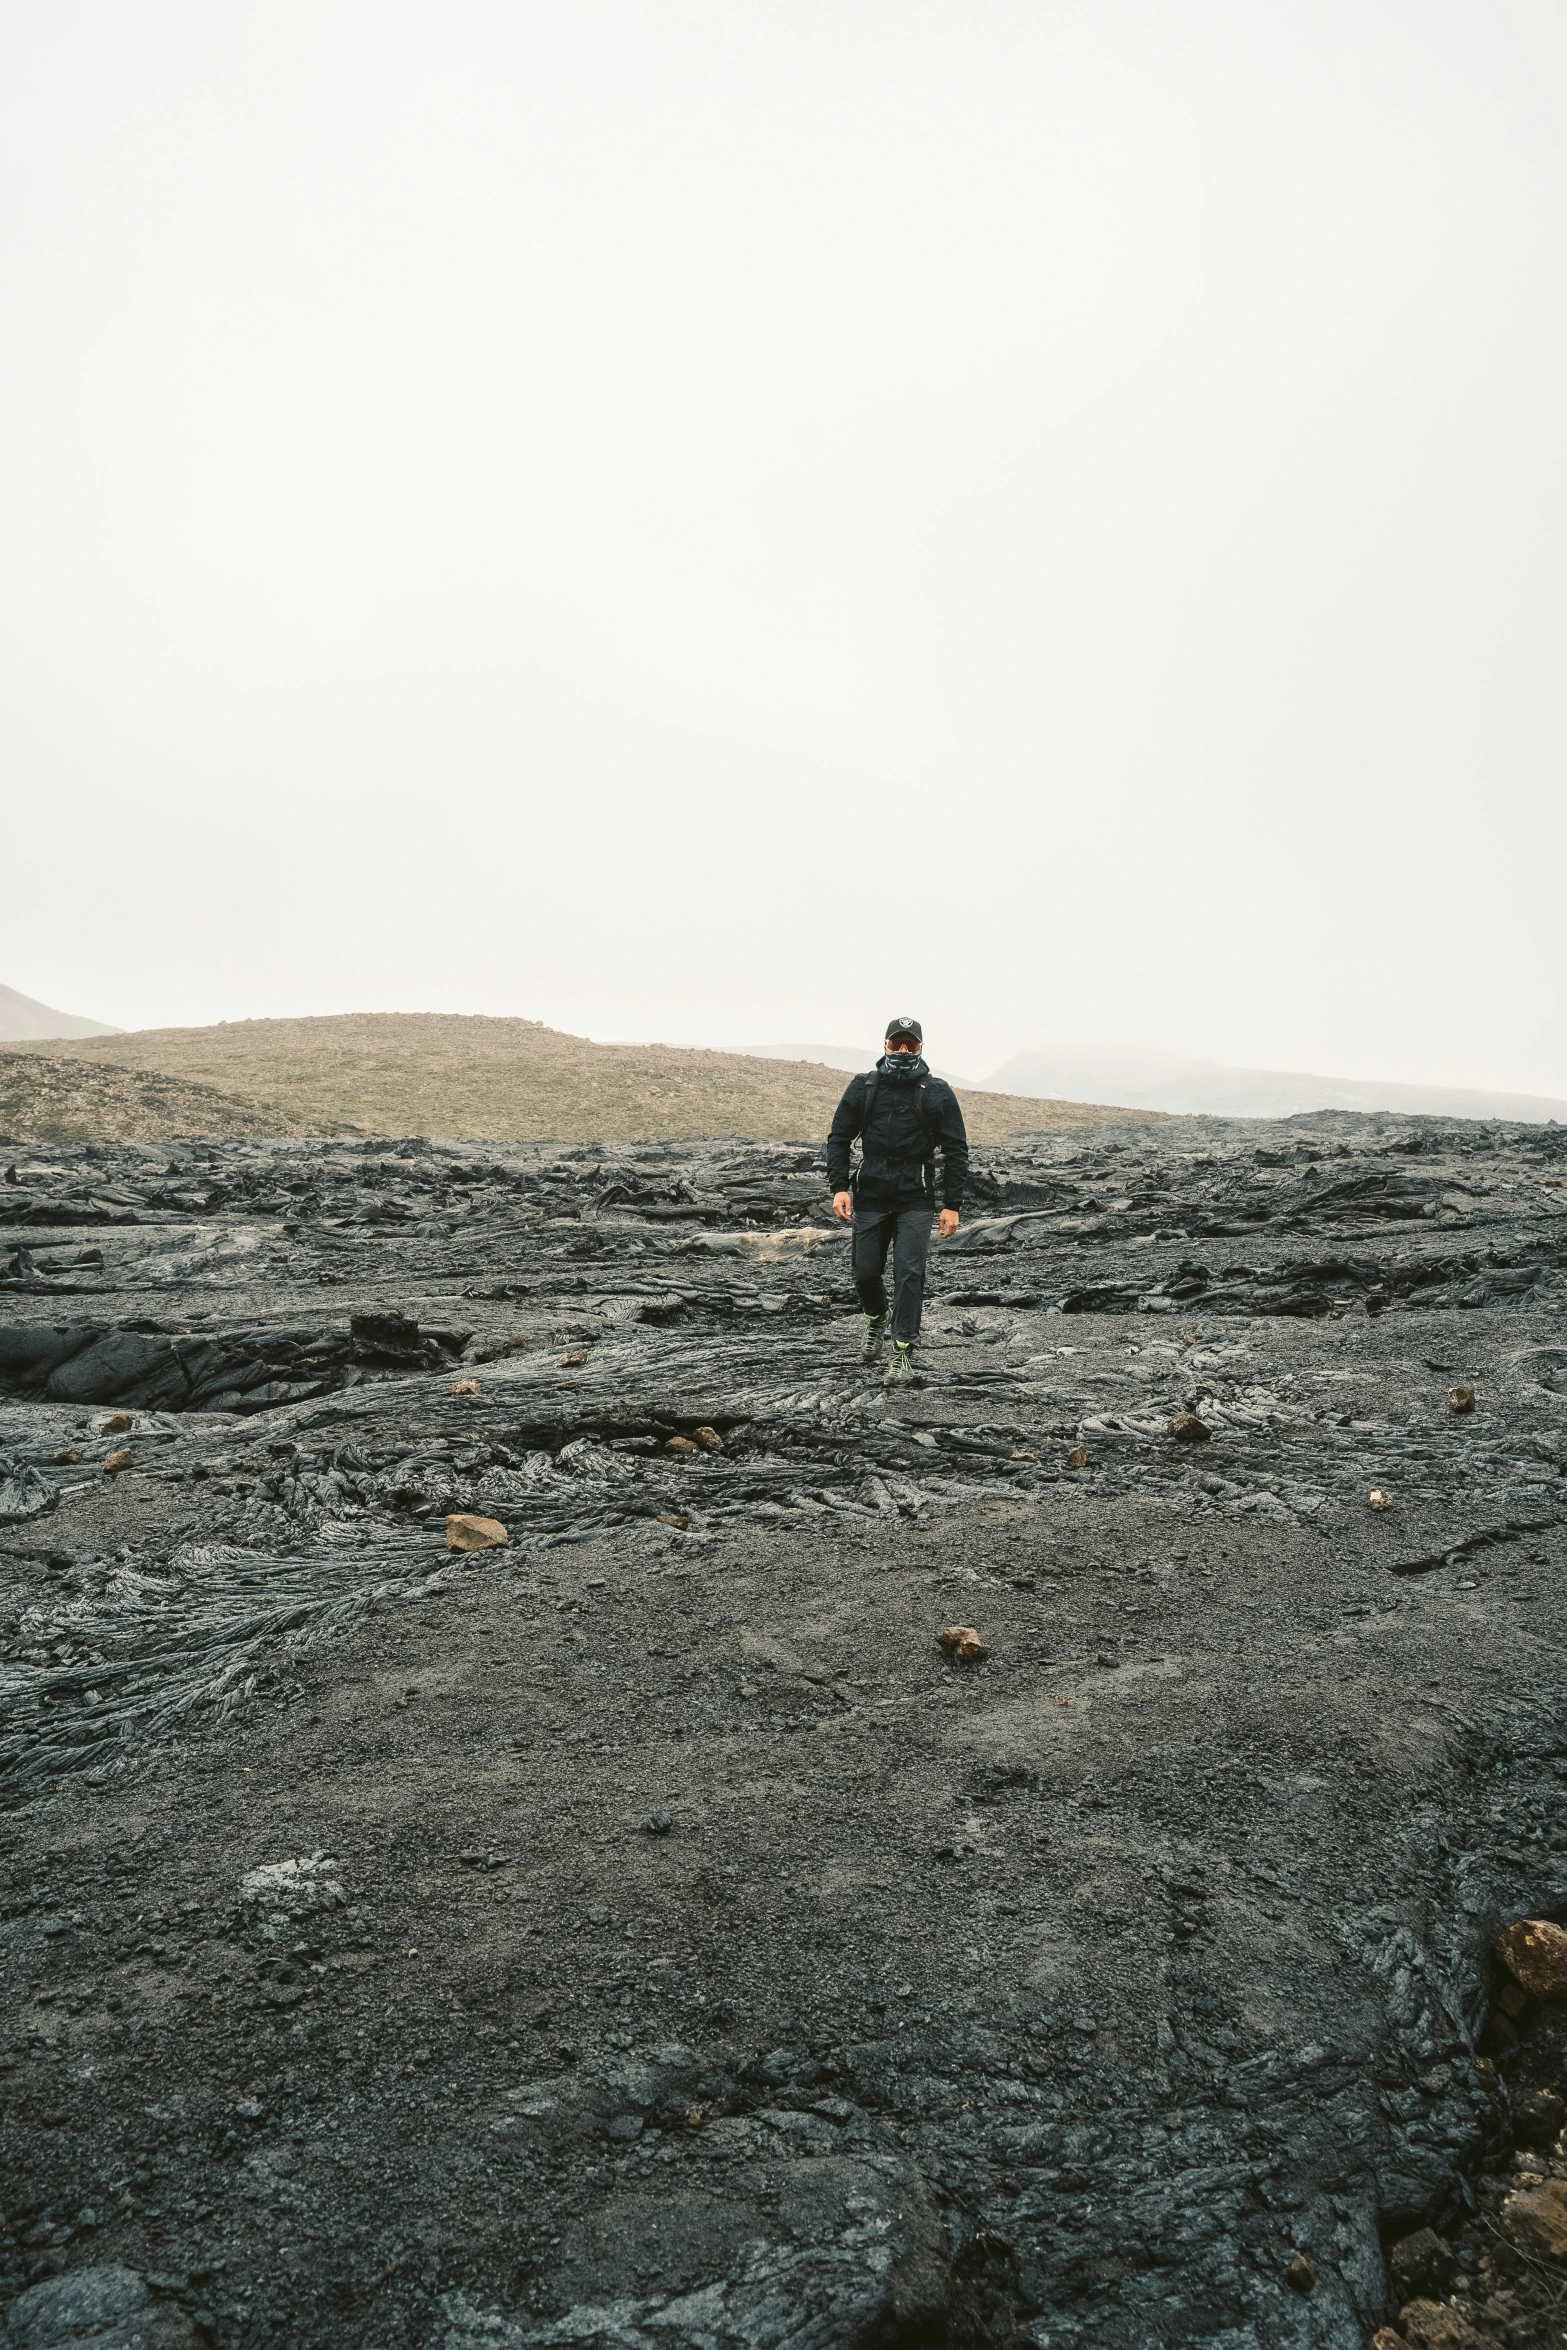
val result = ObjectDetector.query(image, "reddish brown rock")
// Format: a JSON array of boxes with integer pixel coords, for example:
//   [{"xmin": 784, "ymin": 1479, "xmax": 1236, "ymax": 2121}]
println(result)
[
  {"xmin": 445, "ymin": 1513, "xmax": 508, "ymax": 1553},
  {"xmin": 1494, "ymin": 1917, "xmax": 1567, "ymax": 1999},
  {"xmin": 1500, "ymin": 2176, "xmax": 1567, "ymax": 2261},
  {"xmin": 1397, "ymin": 2300, "xmax": 1486, "ymax": 2350}
]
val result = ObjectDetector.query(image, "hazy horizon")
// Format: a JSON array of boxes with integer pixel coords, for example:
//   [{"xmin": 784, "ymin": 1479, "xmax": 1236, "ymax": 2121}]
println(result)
[{"xmin": 5, "ymin": 2, "xmax": 1564, "ymax": 1095}]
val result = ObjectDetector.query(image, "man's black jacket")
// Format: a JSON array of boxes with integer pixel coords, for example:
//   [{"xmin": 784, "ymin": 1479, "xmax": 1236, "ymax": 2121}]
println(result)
[{"xmin": 826, "ymin": 1064, "xmax": 970, "ymax": 1211}]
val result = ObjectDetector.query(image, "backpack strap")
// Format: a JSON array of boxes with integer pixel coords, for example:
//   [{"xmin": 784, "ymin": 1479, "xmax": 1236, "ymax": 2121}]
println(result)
[
  {"xmin": 861, "ymin": 1070, "xmax": 880, "ymax": 1128},
  {"xmin": 914, "ymin": 1078, "xmax": 940, "ymax": 1143}
]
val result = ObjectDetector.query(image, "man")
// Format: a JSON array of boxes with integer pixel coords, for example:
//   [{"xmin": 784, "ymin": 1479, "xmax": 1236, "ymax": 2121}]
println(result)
[{"xmin": 826, "ymin": 1017, "xmax": 969, "ymax": 1387}]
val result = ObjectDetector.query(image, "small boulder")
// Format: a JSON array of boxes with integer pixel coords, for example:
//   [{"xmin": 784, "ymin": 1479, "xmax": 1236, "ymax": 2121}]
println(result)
[
  {"xmin": 1397, "ymin": 2302, "xmax": 1485, "ymax": 2350},
  {"xmin": 1447, "ymin": 1385, "xmax": 1476, "ymax": 1412},
  {"xmin": 656, "ymin": 1512, "xmax": 689, "ymax": 1531},
  {"xmin": 665, "ymin": 1435, "xmax": 699, "ymax": 1455},
  {"xmin": 1369, "ymin": 1487, "xmax": 1392, "ymax": 1509},
  {"xmin": 1494, "ymin": 1917, "xmax": 1567, "ymax": 2000},
  {"xmin": 1500, "ymin": 2175, "xmax": 1567, "ymax": 2261},
  {"xmin": 1065, "ymin": 1446, "xmax": 1090, "ymax": 1468},
  {"xmin": 1388, "ymin": 2228, "xmax": 1455, "ymax": 2300},
  {"xmin": 451, "ymin": 1378, "xmax": 481, "ymax": 1397},
  {"xmin": 445, "ymin": 1513, "xmax": 508, "ymax": 1553},
  {"xmin": 52, "ymin": 1448, "xmax": 80, "ymax": 1466},
  {"xmin": 1284, "ymin": 2251, "xmax": 1314, "ymax": 2294},
  {"xmin": 100, "ymin": 1412, "xmax": 134, "ymax": 1435},
  {"xmin": 692, "ymin": 1426, "xmax": 724, "ymax": 1451},
  {"xmin": 1515, "ymin": 2086, "xmax": 1567, "ymax": 2146},
  {"xmin": 102, "ymin": 1448, "xmax": 133, "ymax": 1476},
  {"xmin": 1169, "ymin": 1412, "xmax": 1210, "ymax": 1443},
  {"xmin": 937, "ymin": 1625, "xmax": 987, "ymax": 1663}
]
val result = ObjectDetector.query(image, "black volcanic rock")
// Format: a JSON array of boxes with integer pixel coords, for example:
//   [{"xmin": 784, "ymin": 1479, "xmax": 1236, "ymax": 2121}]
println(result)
[{"xmin": 0, "ymin": 1107, "xmax": 1564, "ymax": 2348}]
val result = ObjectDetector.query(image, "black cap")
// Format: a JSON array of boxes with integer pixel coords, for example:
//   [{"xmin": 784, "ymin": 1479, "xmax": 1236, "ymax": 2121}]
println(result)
[{"xmin": 885, "ymin": 1015, "xmax": 922, "ymax": 1044}]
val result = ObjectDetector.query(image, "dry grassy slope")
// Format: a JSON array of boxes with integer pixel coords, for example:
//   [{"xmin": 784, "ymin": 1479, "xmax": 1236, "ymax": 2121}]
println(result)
[
  {"xmin": 14, "ymin": 1014, "xmax": 1156, "ymax": 1144},
  {"xmin": 0, "ymin": 1050, "xmax": 296, "ymax": 1146}
]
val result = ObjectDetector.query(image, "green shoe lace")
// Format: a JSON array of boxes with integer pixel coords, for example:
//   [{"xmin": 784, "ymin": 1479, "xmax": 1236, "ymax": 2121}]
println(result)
[{"xmin": 883, "ymin": 1341, "xmax": 914, "ymax": 1386}]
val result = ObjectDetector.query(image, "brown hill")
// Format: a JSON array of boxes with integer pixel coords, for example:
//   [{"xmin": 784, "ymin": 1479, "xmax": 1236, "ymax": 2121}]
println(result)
[
  {"xmin": 0, "ymin": 1050, "xmax": 293, "ymax": 1146},
  {"xmin": 12, "ymin": 1014, "xmax": 1155, "ymax": 1144}
]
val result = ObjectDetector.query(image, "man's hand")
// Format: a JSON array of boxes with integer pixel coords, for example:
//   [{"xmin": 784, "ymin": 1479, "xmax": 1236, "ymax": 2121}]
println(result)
[
  {"xmin": 938, "ymin": 1208, "xmax": 960, "ymax": 1239},
  {"xmin": 833, "ymin": 1191, "xmax": 854, "ymax": 1222}
]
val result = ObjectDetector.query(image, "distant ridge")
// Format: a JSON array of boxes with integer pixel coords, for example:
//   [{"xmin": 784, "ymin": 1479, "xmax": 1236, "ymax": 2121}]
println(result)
[
  {"xmin": 0, "ymin": 982, "xmax": 119, "ymax": 1041},
  {"xmin": 10, "ymin": 1013, "xmax": 1144, "ymax": 1144},
  {"xmin": 984, "ymin": 1048, "xmax": 1567, "ymax": 1125}
]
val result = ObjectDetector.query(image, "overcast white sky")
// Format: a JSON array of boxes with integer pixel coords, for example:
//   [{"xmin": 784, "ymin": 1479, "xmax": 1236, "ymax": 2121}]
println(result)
[{"xmin": 3, "ymin": 0, "xmax": 1564, "ymax": 1088}]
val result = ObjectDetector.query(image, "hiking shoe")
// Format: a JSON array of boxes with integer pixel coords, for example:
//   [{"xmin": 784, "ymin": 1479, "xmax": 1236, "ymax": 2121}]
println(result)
[
  {"xmin": 883, "ymin": 1341, "xmax": 915, "ymax": 1388},
  {"xmin": 860, "ymin": 1314, "xmax": 886, "ymax": 1363}
]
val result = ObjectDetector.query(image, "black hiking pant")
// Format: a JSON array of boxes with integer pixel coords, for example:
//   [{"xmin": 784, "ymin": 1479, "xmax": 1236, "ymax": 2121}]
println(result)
[{"xmin": 851, "ymin": 1204, "xmax": 935, "ymax": 1344}]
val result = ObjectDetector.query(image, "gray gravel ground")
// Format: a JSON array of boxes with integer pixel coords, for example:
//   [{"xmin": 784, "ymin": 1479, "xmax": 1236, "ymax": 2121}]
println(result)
[{"xmin": 1, "ymin": 1110, "xmax": 1565, "ymax": 2350}]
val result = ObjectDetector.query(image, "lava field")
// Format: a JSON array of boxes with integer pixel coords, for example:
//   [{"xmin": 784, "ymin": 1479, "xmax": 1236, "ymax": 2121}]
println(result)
[{"xmin": 2, "ymin": 1111, "xmax": 1565, "ymax": 2350}]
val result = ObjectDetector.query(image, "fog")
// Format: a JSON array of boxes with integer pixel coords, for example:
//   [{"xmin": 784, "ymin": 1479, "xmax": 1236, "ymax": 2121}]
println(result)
[{"xmin": 3, "ymin": 1, "xmax": 1563, "ymax": 1092}]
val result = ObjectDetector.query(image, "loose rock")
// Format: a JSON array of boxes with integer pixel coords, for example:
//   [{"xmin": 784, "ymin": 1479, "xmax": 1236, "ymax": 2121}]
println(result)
[
  {"xmin": 937, "ymin": 1625, "xmax": 987, "ymax": 1662},
  {"xmin": 1370, "ymin": 1486, "xmax": 1392, "ymax": 1509},
  {"xmin": 1515, "ymin": 2086, "xmax": 1567, "ymax": 2145},
  {"xmin": 102, "ymin": 1447, "xmax": 133, "ymax": 1475},
  {"xmin": 1500, "ymin": 2175, "xmax": 1567, "ymax": 2260},
  {"xmin": 1447, "ymin": 1384, "xmax": 1475, "ymax": 1411},
  {"xmin": 446, "ymin": 1513, "xmax": 508, "ymax": 1552},
  {"xmin": 1395, "ymin": 2303, "xmax": 1485, "ymax": 2350},
  {"xmin": 1388, "ymin": 2227, "xmax": 1455, "ymax": 2300},
  {"xmin": 1494, "ymin": 1916, "xmax": 1567, "ymax": 1999}
]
